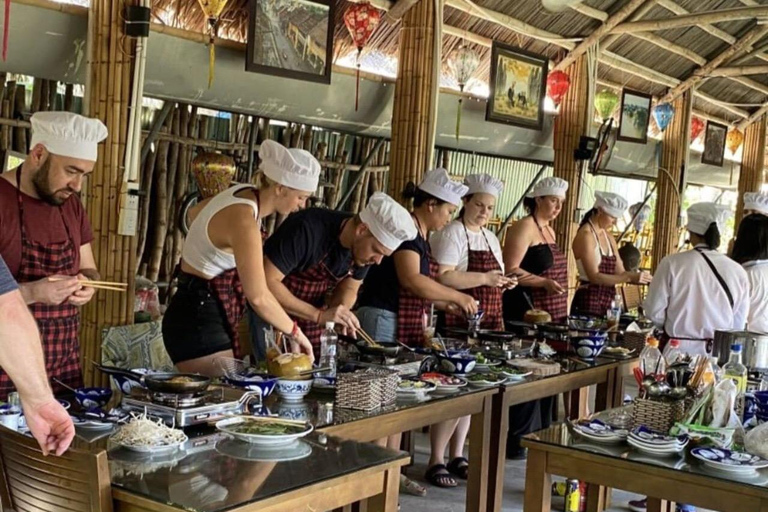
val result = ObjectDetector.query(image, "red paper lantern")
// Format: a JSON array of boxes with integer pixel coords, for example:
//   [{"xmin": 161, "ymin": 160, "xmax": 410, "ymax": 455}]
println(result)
[
  {"xmin": 344, "ymin": 2, "xmax": 382, "ymax": 111},
  {"xmin": 690, "ymin": 117, "xmax": 705, "ymax": 141},
  {"xmin": 546, "ymin": 70, "xmax": 571, "ymax": 107}
]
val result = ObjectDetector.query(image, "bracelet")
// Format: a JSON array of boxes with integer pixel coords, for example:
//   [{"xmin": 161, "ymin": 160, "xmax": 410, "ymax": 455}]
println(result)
[{"xmin": 290, "ymin": 320, "xmax": 300, "ymax": 338}]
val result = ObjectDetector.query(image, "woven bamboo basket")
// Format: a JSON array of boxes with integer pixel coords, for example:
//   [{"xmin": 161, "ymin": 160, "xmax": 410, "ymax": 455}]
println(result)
[
  {"xmin": 622, "ymin": 331, "xmax": 651, "ymax": 353},
  {"xmin": 335, "ymin": 368, "xmax": 399, "ymax": 411},
  {"xmin": 631, "ymin": 398, "xmax": 685, "ymax": 433}
]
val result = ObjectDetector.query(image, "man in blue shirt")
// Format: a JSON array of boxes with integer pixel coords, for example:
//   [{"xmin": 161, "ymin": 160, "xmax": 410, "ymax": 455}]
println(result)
[{"xmin": 0, "ymin": 256, "xmax": 74, "ymax": 455}]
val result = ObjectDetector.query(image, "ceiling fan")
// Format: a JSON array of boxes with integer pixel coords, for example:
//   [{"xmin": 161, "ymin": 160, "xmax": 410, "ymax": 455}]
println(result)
[{"xmin": 541, "ymin": 0, "xmax": 584, "ymax": 12}]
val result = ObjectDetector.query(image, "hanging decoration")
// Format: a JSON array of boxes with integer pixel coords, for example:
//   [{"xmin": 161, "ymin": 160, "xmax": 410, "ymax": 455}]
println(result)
[
  {"xmin": 594, "ymin": 89, "xmax": 619, "ymax": 121},
  {"xmin": 197, "ymin": 0, "xmax": 231, "ymax": 89},
  {"xmin": 447, "ymin": 44, "xmax": 481, "ymax": 142},
  {"xmin": 726, "ymin": 128, "xmax": 744, "ymax": 155},
  {"xmin": 690, "ymin": 117, "xmax": 705, "ymax": 141},
  {"xmin": 652, "ymin": 102, "xmax": 674, "ymax": 132},
  {"xmin": 343, "ymin": 2, "xmax": 382, "ymax": 111},
  {"xmin": 192, "ymin": 152, "xmax": 236, "ymax": 198},
  {"xmin": 546, "ymin": 70, "xmax": 571, "ymax": 108}
]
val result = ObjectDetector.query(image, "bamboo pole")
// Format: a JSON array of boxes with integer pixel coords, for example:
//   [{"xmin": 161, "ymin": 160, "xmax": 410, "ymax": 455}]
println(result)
[
  {"xmin": 13, "ymin": 84, "xmax": 27, "ymax": 153},
  {"xmin": 48, "ymin": 80, "xmax": 58, "ymax": 111},
  {"xmin": 735, "ymin": 115, "xmax": 767, "ymax": 229},
  {"xmin": 136, "ymin": 145, "xmax": 158, "ymax": 273},
  {"xmin": 171, "ymin": 105, "xmax": 198, "ymax": 275},
  {"xmin": 611, "ymin": 5, "xmax": 768, "ymax": 34},
  {"xmin": 31, "ymin": 78, "xmax": 42, "ymax": 113},
  {"xmin": 147, "ymin": 122, "xmax": 171, "ymax": 282},
  {"xmin": 64, "ymin": 83, "xmax": 74, "ymax": 112}
]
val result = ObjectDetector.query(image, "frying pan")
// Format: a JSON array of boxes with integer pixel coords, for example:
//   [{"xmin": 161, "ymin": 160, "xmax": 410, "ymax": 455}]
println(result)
[
  {"xmin": 93, "ymin": 363, "xmax": 211, "ymax": 394},
  {"xmin": 337, "ymin": 334, "xmax": 401, "ymax": 357}
]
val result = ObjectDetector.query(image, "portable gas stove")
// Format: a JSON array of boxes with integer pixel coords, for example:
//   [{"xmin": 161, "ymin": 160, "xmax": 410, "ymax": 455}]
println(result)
[
  {"xmin": 343, "ymin": 351, "xmax": 433, "ymax": 377},
  {"xmin": 121, "ymin": 386, "xmax": 258, "ymax": 427}
]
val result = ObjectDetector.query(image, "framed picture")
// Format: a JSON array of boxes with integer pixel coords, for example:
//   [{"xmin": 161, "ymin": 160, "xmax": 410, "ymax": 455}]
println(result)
[
  {"xmin": 246, "ymin": 0, "xmax": 335, "ymax": 84},
  {"xmin": 617, "ymin": 89, "xmax": 652, "ymax": 144},
  {"xmin": 701, "ymin": 121, "xmax": 728, "ymax": 167},
  {"xmin": 486, "ymin": 42, "xmax": 548, "ymax": 130}
]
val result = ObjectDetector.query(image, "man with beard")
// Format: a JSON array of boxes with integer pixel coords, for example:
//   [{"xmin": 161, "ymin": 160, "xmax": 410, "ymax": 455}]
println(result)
[
  {"xmin": 263, "ymin": 192, "xmax": 416, "ymax": 357},
  {"xmin": 0, "ymin": 112, "xmax": 107, "ymax": 398}
]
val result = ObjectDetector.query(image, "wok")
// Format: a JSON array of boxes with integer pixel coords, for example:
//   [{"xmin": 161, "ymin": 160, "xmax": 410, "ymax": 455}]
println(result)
[
  {"xmin": 93, "ymin": 363, "xmax": 211, "ymax": 394},
  {"xmin": 337, "ymin": 334, "xmax": 401, "ymax": 357}
]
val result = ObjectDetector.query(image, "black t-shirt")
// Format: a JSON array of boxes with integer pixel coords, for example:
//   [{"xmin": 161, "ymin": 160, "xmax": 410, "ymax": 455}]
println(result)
[
  {"xmin": 358, "ymin": 233, "xmax": 430, "ymax": 313},
  {"xmin": 264, "ymin": 208, "xmax": 369, "ymax": 281}
]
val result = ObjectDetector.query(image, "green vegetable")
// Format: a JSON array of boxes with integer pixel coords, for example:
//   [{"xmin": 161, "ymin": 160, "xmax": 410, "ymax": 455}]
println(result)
[{"xmin": 229, "ymin": 421, "xmax": 306, "ymax": 436}]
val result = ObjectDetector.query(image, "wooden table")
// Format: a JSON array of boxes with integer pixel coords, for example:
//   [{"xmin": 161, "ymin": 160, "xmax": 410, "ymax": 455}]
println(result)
[
  {"xmin": 522, "ymin": 424, "xmax": 768, "ymax": 512},
  {"xmin": 486, "ymin": 357, "xmax": 639, "ymax": 512}
]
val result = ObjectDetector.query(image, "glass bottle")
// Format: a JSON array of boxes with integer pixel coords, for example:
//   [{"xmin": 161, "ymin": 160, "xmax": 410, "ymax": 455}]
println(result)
[
  {"xmin": 723, "ymin": 344, "xmax": 748, "ymax": 393},
  {"xmin": 319, "ymin": 322, "xmax": 337, "ymax": 378}
]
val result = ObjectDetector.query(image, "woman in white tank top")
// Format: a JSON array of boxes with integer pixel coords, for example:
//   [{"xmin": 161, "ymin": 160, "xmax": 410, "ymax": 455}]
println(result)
[{"xmin": 162, "ymin": 141, "xmax": 320, "ymax": 376}]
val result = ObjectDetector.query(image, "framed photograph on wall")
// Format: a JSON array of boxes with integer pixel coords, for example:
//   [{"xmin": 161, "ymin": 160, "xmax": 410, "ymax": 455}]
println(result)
[
  {"xmin": 246, "ymin": 0, "xmax": 335, "ymax": 84},
  {"xmin": 486, "ymin": 42, "xmax": 548, "ymax": 130},
  {"xmin": 701, "ymin": 121, "xmax": 728, "ymax": 167},
  {"xmin": 617, "ymin": 89, "xmax": 652, "ymax": 144}
]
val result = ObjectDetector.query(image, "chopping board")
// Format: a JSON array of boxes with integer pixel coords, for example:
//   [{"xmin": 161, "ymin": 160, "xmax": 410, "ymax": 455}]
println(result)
[{"xmin": 508, "ymin": 358, "xmax": 561, "ymax": 377}]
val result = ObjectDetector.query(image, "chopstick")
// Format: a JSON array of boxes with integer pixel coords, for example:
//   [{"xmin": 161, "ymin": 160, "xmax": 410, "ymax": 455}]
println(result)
[
  {"xmin": 356, "ymin": 328, "xmax": 378, "ymax": 347},
  {"xmin": 49, "ymin": 277, "xmax": 128, "ymax": 292}
]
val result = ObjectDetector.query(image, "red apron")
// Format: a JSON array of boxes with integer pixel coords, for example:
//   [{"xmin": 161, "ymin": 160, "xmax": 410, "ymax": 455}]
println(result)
[
  {"xmin": 531, "ymin": 244, "xmax": 569, "ymax": 323},
  {"xmin": 572, "ymin": 227, "xmax": 617, "ymax": 318},
  {"xmin": 283, "ymin": 251, "xmax": 354, "ymax": 357},
  {"xmin": 0, "ymin": 172, "xmax": 83, "ymax": 398},
  {"xmin": 397, "ymin": 238, "xmax": 439, "ymax": 347},
  {"xmin": 445, "ymin": 224, "xmax": 503, "ymax": 330}
]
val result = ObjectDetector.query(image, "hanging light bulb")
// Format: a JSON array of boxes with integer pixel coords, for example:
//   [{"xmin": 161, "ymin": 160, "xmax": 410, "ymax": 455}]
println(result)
[
  {"xmin": 343, "ymin": 2, "xmax": 382, "ymax": 112},
  {"xmin": 447, "ymin": 43, "xmax": 481, "ymax": 142}
]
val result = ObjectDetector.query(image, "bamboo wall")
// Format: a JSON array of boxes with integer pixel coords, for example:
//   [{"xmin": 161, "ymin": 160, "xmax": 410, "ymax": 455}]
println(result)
[
  {"xmin": 734, "ymin": 115, "xmax": 767, "ymax": 229},
  {"xmin": 552, "ymin": 55, "xmax": 589, "ymax": 294},
  {"xmin": 651, "ymin": 91, "xmax": 692, "ymax": 272},
  {"xmin": 387, "ymin": 0, "xmax": 438, "ymax": 202}
]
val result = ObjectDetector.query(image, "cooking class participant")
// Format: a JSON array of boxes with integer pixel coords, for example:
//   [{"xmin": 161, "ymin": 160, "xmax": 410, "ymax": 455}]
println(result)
[
  {"xmin": 501, "ymin": 176, "xmax": 569, "ymax": 459},
  {"xmin": 163, "ymin": 140, "xmax": 317, "ymax": 376},
  {"xmin": 0, "ymin": 255, "xmax": 75, "ymax": 456},
  {"xmin": 432, "ymin": 173, "xmax": 516, "ymax": 330},
  {"xmin": 572, "ymin": 191, "xmax": 651, "ymax": 317},
  {"xmin": 425, "ymin": 173, "xmax": 514, "ymax": 484},
  {"xmin": 0, "ymin": 112, "xmax": 107, "ymax": 397},
  {"xmin": 732, "ymin": 194, "xmax": 768, "ymax": 333},
  {"xmin": 356, "ymin": 169, "xmax": 477, "ymax": 493},
  {"xmin": 644, "ymin": 202, "xmax": 749, "ymax": 357},
  {"xmin": 263, "ymin": 192, "xmax": 416, "ymax": 356}
]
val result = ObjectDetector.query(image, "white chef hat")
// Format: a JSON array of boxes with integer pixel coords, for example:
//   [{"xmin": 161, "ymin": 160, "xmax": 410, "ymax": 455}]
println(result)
[
  {"xmin": 594, "ymin": 191, "xmax": 629, "ymax": 218},
  {"xmin": 687, "ymin": 202, "xmax": 732, "ymax": 235},
  {"xmin": 526, "ymin": 177, "xmax": 569, "ymax": 198},
  {"xmin": 743, "ymin": 192, "xmax": 768, "ymax": 216},
  {"xmin": 463, "ymin": 173, "xmax": 504, "ymax": 198},
  {"xmin": 360, "ymin": 192, "xmax": 418, "ymax": 251},
  {"xmin": 259, "ymin": 140, "xmax": 320, "ymax": 192},
  {"xmin": 30, "ymin": 112, "xmax": 108, "ymax": 162},
  {"xmin": 418, "ymin": 168, "xmax": 469, "ymax": 206}
]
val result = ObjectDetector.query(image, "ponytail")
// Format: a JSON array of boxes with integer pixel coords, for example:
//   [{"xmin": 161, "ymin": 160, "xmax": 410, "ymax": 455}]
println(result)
[
  {"xmin": 579, "ymin": 208, "xmax": 597, "ymax": 227},
  {"xmin": 403, "ymin": 181, "xmax": 448, "ymax": 207},
  {"xmin": 703, "ymin": 223, "xmax": 721, "ymax": 250},
  {"xmin": 523, "ymin": 197, "xmax": 537, "ymax": 215}
]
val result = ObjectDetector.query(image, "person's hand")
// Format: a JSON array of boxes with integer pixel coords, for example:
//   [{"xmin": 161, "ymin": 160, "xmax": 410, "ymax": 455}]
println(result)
[
  {"xmin": 21, "ymin": 397, "xmax": 75, "ymax": 456},
  {"xmin": 28, "ymin": 275, "xmax": 82, "ymax": 306},
  {"xmin": 483, "ymin": 271, "xmax": 517, "ymax": 289},
  {"xmin": 452, "ymin": 292, "xmax": 478, "ymax": 316},
  {"xmin": 318, "ymin": 306, "xmax": 360, "ymax": 336},
  {"xmin": 444, "ymin": 303, "xmax": 463, "ymax": 317},
  {"xmin": 627, "ymin": 271, "xmax": 652, "ymax": 285},
  {"xmin": 638, "ymin": 271, "xmax": 652, "ymax": 285},
  {"xmin": 543, "ymin": 278, "xmax": 565, "ymax": 295},
  {"xmin": 68, "ymin": 273, "xmax": 96, "ymax": 306},
  {"xmin": 289, "ymin": 328, "xmax": 315, "ymax": 364}
]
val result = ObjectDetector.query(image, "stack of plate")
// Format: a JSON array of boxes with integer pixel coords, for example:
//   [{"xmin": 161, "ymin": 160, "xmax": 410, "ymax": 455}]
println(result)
[
  {"xmin": 691, "ymin": 447, "xmax": 768, "ymax": 476},
  {"xmin": 571, "ymin": 419, "xmax": 627, "ymax": 444},
  {"xmin": 628, "ymin": 426, "xmax": 687, "ymax": 456}
]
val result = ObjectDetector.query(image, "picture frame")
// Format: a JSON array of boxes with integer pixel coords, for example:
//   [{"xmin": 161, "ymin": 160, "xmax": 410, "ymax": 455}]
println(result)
[
  {"xmin": 617, "ymin": 89, "xmax": 652, "ymax": 144},
  {"xmin": 486, "ymin": 42, "xmax": 548, "ymax": 130},
  {"xmin": 246, "ymin": 0, "xmax": 335, "ymax": 84},
  {"xmin": 701, "ymin": 121, "xmax": 728, "ymax": 167}
]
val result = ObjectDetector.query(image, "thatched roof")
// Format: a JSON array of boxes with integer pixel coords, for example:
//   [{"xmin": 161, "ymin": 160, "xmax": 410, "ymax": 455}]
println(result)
[{"xmin": 154, "ymin": 0, "xmax": 768, "ymax": 128}]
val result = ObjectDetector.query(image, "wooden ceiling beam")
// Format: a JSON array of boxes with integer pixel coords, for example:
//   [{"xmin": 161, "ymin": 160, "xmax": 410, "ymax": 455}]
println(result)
[
  {"xmin": 729, "ymin": 76, "xmax": 768, "ymax": 96},
  {"xmin": 611, "ymin": 6, "xmax": 768, "ymax": 34},
  {"xmin": 654, "ymin": 0, "xmax": 736, "ymax": 45},
  {"xmin": 442, "ymin": 25, "xmax": 493, "ymax": 47},
  {"xmin": 631, "ymin": 32, "xmax": 707, "ymax": 66},
  {"xmin": 703, "ymin": 65, "xmax": 768, "ymax": 77},
  {"xmin": 554, "ymin": 0, "xmax": 649, "ymax": 71},
  {"xmin": 570, "ymin": 4, "xmax": 608, "ymax": 21},
  {"xmin": 385, "ymin": 0, "xmax": 420, "ymax": 20},
  {"xmin": 601, "ymin": 1, "xmax": 659, "ymax": 49},
  {"xmin": 737, "ymin": 104, "xmax": 768, "ymax": 131}
]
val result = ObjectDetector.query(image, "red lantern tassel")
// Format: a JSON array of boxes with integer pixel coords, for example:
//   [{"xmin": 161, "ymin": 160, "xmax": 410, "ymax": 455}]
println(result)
[
  {"xmin": 455, "ymin": 98, "xmax": 462, "ymax": 142},
  {"xmin": 355, "ymin": 63, "xmax": 360, "ymax": 112},
  {"xmin": 2, "ymin": 0, "xmax": 9, "ymax": 62}
]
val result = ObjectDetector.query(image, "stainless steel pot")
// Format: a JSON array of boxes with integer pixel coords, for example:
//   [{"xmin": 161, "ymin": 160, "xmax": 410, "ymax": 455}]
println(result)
[{"xmin": 712, "ymin": 330, "xmax": 768, "ymax": 371}]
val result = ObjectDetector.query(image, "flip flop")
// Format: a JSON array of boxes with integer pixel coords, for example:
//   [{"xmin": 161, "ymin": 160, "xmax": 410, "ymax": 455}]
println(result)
[
  {"xmin": 425, "ymin": 464, "xmax": 457, "ymax": 488},
  {"xmin": 447, "ymin": 457, "xmax": 469, "ymax": 480}
]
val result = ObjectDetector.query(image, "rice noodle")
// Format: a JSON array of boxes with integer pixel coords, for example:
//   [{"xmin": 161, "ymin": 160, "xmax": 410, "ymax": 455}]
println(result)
[{"xmin": 111, "ymin": 413, "xmax": 188, "ymax": 448}]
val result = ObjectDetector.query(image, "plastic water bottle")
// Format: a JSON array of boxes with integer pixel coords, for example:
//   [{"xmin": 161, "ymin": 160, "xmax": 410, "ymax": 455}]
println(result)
[
  {"xmin": 664, "ymin": 339, "xmax": 685, "ymax": 366},
  {"xmin": 723, "ymin": 344, "xmax": 748, "ymax": 393},
  {"xmin": 319, "ymin": 322, "xmax": 338, "ymax": 378},
  {"xmin": 640, "ymin": 337, "xmax": 666, "ymax": 377}
]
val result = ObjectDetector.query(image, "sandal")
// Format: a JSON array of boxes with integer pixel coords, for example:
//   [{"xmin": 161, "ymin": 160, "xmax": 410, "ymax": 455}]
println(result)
[
  {"xmin": 447, "ymin": 457, "xmax": 469, "ymax": 480},
  {"xmin": 400, "ymin": 475, "xmax": 427, "ymax": 497},
  {"xmin": 424, "ymin": 464, "xmax": 457, "ymax": 488}
]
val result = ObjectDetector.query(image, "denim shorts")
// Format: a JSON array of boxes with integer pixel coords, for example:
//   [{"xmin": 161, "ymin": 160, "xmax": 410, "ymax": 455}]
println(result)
[{"xmin": 355, "ymin": 307, "xmax": 397, "ymax": 343}]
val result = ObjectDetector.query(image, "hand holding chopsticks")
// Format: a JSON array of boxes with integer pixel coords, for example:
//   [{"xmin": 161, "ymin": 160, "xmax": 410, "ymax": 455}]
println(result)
[{"xmin": 49, "ymin": 276, "xmax": 127, "ymax": 292}]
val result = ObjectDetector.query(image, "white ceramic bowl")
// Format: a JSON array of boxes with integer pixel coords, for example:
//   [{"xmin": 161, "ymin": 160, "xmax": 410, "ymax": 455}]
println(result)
[{"xmin": 276, "ymin": 378, "xmax": 313, "ymax": 402}]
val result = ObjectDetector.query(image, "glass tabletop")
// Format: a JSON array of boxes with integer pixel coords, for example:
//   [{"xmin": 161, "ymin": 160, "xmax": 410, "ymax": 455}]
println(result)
[
  {"xmin": 108, "ymin": 432, "xmax": 407, "ymax": 511},
  {"xmin": 524, "ymin": 424, "xmax": 768, "ymax": 490}
]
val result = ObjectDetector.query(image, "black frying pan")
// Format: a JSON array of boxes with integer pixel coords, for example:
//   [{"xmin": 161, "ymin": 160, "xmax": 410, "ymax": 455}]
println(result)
[
  {"xmin": 337, "ymin": 334, "xmax": 401, "ymax": 357},
  {"xmin": 93, "ymin": 363, "xmax": 211, "ymax": 393}
]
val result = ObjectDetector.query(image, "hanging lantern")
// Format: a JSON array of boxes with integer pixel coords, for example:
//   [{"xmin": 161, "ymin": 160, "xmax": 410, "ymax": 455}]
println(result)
[
  {"xmin": 726, "ymin": 128, "xmax": 744, "ymax": 155},
  {"xmin": 546, "ymin": 70, "xmax": 571, "ymax": 108},
  {"xmin": 197, "ymin": 0, "xmax": 231, "ymax": 89},
  {"xmin": 192, "ymin": 152, "xmax": 236, "ymax": 198},
  {"xmin": 595, "ymin": 89, "xmax": 619, "ymax": 121},
  {"xmin": 343, "ymin": 2, "xmax": 382, "ymax": 111},
  {"xmin": 447, "ymin": 44, "xmax": 480, "ymax": 142},
  {"xmin": 690, "ymin": 117, "xmax": 705, "ymax": 141},
  {"xmin": 652, "ymin": 102, "xmax": 674, "ymax": 132}
]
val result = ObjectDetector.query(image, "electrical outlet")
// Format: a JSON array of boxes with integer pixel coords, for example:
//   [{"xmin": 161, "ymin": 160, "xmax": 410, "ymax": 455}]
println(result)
[{"xmin": 118, "ymin": 182, "xmax": 140, "ymax": 236}]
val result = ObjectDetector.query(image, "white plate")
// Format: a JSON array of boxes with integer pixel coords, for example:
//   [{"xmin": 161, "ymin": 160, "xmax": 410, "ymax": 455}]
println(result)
[
  {"xmin": 628, "ymin": 437, "xmax": 685, "ymax": 456},
  {"xmin": 574, "ymin": 431, "xmax": 626, "ymax": 445},
  {"xmin": 116, "ymin": 439, "xmax": 186, "ymax": 455},
  {"xmin": 216, "ymin": 417, "xmax": 313, "ymax": 447},
  {"xmin": 502, "ymin": 370, "xmax": 533, "ymax": 381},
  {"xmin": 397, "ymin": 380, "xmax": 436, "ymax": 395},
  {"xmin": 691, "ymin": 448, "xmax": 768, "ymax": 473},
  {"xmin": 215, "ymin": 438, "xmax": 312, "ymax": 462},
  {"xmin": 72, "ymin": 417, "xmax": 116, "ymax": 431}
]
